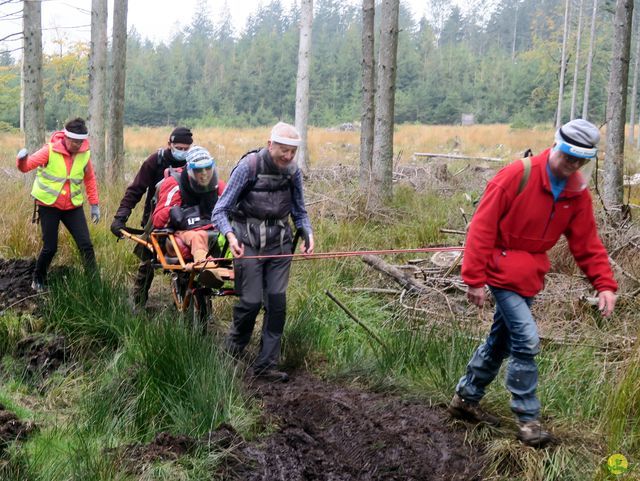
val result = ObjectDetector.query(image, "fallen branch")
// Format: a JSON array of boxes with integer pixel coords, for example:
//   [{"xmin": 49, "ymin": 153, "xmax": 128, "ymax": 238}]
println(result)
[
  {"xmin": 362, "ymin": 255, "xmax": 429, "ymax": 293},
  {"xmin": 325, "ymin": 290, "xmax": 388, "ymax": 351},
  {"xmin": 345, "ymin": 287, "xmax": 402, "ymax": 295},
  {"xmin": 440, "ymin": 228, "xmax": 466, "ymax": 235},
  {"xmin": 413, "ymin": 152, "xmax": 503, "ymax": 163}
]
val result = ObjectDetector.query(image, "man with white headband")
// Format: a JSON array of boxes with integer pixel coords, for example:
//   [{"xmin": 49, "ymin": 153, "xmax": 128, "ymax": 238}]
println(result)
[
  {"xmin": 448, "ymin": 118, "xmax": 617, "ymax": 448},
  {"xmin": 16, "ymin": 117, "xmax": 100, "ymax": 291},
  {"xmin": 212, "ymin": 121, "xmax": 314, "ymax": 382}
]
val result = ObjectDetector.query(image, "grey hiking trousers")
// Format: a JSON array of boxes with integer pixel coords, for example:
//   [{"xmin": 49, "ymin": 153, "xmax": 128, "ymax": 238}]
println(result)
[{"xmin": 225, "ymin": 236, "xmax": 292, "ymax": 371}]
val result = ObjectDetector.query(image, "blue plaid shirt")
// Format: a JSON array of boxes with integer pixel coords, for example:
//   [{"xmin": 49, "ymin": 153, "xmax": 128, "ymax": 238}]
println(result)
[{"xmin": 212, "ymin": 157, "xmax": 313, "ymax": 237}]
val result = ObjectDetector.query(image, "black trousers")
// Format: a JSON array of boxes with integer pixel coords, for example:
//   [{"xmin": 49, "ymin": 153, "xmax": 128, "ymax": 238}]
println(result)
[
  {"xmin": 132, "ymin": 259, "xmax": 154, "ymax": 306},
  {"xmin": 34, "ymin": 205, "xmax": 97, "ymax": 283}
]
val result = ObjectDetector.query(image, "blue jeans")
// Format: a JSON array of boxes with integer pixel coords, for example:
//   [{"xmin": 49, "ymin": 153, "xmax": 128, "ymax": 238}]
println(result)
[{"xmin": 456, "ymin": 287, "xmax": 541, "ymax": 422}]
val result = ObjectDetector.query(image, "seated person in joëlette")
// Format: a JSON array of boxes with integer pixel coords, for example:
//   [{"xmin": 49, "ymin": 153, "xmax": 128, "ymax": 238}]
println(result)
[{"xmin": 152, "ymin": 146, "xmax": 226, "ymax": 270}]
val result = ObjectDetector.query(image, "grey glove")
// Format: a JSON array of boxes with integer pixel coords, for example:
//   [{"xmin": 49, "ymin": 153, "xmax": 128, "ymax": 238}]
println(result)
[
  {"xmin": 17, "ymin": 148, "xmax": 28, "ymax": 160},
  {"xmin": 90, "ymin": 204, "xmax": 100, "ymax": 224}
]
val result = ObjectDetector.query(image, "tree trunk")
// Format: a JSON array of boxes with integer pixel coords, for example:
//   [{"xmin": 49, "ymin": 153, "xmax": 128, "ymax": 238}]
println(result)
[
  {"xmin": 582, "ymin": 0, "xmax": 598, "ymax": 119},
  {"xmin": 106, "ymin": 0, "xmax": 128, "ymax": 182},
  {"xmin": 294, "ymin": 0, "xmax": 313, "ymax": 173},
  {"xmin": 570, "ymin": 0, "xmax": 584, "ymax": 120},
  {"xmin": 511, "ymin": 2, "xmax": 519, "ymax": 62},
  {"xmin": 556, "ymin": 0, "xmax": 571, "ymax": 128},
  {"xmin": 88, "ymin": 0, "xmax": 108, "ymax": 181},
  {"xmin": 370, "ymin": 0, "xmax": 399, "ymax": 207},
  {"xmin": 629, "ymin": 9, "xmax": 640, "ymax": 146},
  {"xmin": 22, "ymin": 0, "xmax": 45, "ymax": 153},
  {"xmin": 359, "ymin": 0, "xmax": 375, "ymax": 188},
  {"xmin": 604, "ymin": 0, "xmax": 634, "ymax": 211}
]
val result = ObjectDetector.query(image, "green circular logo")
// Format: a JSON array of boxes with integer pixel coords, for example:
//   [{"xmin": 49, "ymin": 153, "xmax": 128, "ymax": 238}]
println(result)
[{"xmin": 608, "ymin": 454, "xmax": 629, "ymax": 475}]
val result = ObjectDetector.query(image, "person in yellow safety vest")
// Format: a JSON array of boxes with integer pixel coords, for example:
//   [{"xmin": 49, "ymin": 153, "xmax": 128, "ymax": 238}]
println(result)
[{"xmin": 16, "ymin": 117, "xmax": 100, "ymax": 292}]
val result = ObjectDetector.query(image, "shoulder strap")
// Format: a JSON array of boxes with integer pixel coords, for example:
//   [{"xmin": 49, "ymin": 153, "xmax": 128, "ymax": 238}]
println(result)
[
  {"xmin": 517, "ymin": 157, "xmax": 531, "ymax": 195},
  {"xmin": 156, "ymin": 148, "xmax": 164, "ymax": 167}
]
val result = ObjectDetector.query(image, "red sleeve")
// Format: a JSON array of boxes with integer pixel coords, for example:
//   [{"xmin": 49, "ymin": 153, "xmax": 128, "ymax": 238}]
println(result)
[
  {"xmin": 83, "ymin": 160, "xmax": 100, "ymax": 205},
  {"xmin": 217, "ymin": 179, "xmax": 226, "ymax": 195},
  {"xmin": 17, "ymin": 144, "xmax": 49, "ymax": 172},
  {"xmin": 565, "ymin": 192, "xmax": 618, "ymax": 293},
  {"xmin": 152, "ymin": 177, "xmax": 181, "ymax": 228},
  {"xmin": 461, "ymin": 182, "xmax": 510, "ymax": 288}
]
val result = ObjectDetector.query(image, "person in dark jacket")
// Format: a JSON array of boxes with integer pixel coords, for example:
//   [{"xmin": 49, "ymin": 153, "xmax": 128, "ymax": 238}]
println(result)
[
  {"xmin": 110, "ymin": 126, "xmax": 193, "ymax": 306},
  {"xmin": 212, "ymin": 122, "xmax": 314, "ymax": 382},
  {"xmin": 447, "ymin": 119, "xmax": 617, "ymax": 448}
]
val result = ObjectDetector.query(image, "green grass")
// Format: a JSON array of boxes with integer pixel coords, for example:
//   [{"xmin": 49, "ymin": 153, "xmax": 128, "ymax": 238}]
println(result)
[{"xmin": 84, "ymin": 315, "xmax": 252, "ymax": 440}]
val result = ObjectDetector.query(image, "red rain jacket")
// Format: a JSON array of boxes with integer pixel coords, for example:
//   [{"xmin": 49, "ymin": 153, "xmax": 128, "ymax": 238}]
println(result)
[{"xmin": 461, "ymin": 148, "xmax": 617, "ymax": 297}]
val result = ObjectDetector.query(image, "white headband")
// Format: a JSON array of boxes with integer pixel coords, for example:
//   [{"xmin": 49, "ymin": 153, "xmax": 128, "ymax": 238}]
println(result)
[
  {"xmin": 270, "ymin": 134, "xmax": 301, "ymax": 147},
  {"xmin": 64, "ymin": 129, "xmax": 88, "ymax": 140}
]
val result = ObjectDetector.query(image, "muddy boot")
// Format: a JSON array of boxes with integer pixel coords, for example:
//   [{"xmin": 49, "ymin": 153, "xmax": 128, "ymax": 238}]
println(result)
[
  {"xmin": 447, "ymin": 393, "xmax": 500, "ymax": 426},
  {"xmin": 30, "ymin": 279, "xmax": 45, "ymax": 293},
  {"xmin": 252, "ymin": 367, "xmax": 289, "ymax": 383},
  {"xmin": 197, "ymin": 268, "xmax": 224, "ymax": 288},
  {"xmin": 516, "ymin": 420, "xmax": 553, "ymax": 448}
]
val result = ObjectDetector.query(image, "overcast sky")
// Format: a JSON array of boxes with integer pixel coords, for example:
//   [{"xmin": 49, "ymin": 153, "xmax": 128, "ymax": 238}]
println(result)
[{"xmin": 1, "ymin": 0, "xmax": 434, "ymax": 55}]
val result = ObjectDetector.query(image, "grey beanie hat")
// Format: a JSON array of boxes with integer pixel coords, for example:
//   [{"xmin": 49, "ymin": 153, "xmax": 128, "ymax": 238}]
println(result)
[{"xmin": 559, "ymin": 119, "xmax": 600, "ymax": 148}]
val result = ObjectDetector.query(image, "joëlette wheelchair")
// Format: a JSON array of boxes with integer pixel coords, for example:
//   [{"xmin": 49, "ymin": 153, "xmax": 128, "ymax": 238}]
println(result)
[{"xmin": 120, "ymin": 227, "xmax": 235, "ymax": 331}]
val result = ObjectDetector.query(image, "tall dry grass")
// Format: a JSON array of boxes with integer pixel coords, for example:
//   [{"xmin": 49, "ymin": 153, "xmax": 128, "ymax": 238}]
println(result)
[{"xmin": 0, "ymin": 123, "xmax": 556, "ymax": 176}]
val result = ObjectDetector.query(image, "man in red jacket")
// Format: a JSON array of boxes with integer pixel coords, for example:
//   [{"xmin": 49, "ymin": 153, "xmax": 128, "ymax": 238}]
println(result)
[{"xmin": 448, "ymin": 119, "xmax": 617, "ymax": 447}]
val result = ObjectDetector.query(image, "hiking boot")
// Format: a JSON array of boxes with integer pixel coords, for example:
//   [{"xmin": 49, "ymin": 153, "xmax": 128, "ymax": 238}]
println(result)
[
  {"xmin": 30, "ymin": 280, "xmax": 45, "ymax": 293},
  {"xmin": 197, "ymin": 268, "xmax": 224, "ymax": 288},
  {"xmin": 516, "ymin": 420, "xmax": 553, "ymax": 448},
  {"xmin": 447, "ymin": 393, "xmax": 500, "ymax": 426},
  {"xmin": 252, "ymin": 368, "xmax": 289, "ymax": 383}
]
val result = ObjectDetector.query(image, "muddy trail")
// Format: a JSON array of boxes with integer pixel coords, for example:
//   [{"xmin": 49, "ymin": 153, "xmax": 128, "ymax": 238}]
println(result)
[
  {"xmin": 118, "ymin": 373, "xmax": 485, "ymax": 480},
  {"xmin": 218, "ymin": 372, "xmax": 484, "ymax": 480}
]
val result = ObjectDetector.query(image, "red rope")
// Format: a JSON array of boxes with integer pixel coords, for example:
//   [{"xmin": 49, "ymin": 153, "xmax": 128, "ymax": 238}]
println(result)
[{"xmin": 207, "ymin": 246, "xmax": 464, "ymax": 263}]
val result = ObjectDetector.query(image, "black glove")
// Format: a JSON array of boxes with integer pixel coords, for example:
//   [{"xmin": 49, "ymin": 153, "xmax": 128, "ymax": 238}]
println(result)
[
  {"xmin": 298, "ymin": 227, "xmax": 311, "ymax": 247},
  {"xmin": 110, "ymin": 217, "xmax": 126, "ymax": 238}
]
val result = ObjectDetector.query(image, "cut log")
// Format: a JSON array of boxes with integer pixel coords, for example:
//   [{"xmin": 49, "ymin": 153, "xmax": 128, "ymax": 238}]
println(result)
[{"xmin": 362, "ymin": 254, "xmax": 428, "ymax": 293}]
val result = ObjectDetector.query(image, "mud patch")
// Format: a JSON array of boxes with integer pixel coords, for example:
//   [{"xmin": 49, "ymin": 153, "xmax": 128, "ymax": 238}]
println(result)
[
  {"xmin": 0, "ymin": 258, "xmax": 37, "ymax": 313},
  {"xmin": 0, "ymin": 403, "xmax": 35, "ymax": 454},
  {"xmin": 219, "ymin": 373, "xmax": 484, "ymax": 480},
  {"xmin": 115, "ymin": 424, "xmax": 238, "ymax": 474},
  {"xmin": 14, "ymin": 334, "xmax": 68, "ymax": 378}
]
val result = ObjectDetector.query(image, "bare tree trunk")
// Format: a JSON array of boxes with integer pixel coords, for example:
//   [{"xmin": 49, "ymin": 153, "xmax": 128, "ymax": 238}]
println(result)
[
  {"xmin": 19, "ymin": 55, "xmax": 24, "ymax": 131},
  {"xmin": 106, "ymin": 0, "xmax": 128, "ymax": 182},
  {"xmin": 370, "ymin": 0, "xmax": 399, "ymax": 207},
  {"xmin": 511, "ymin": 2, "xmax": 519, "ymax": 62},
  {"xmin": 570, "ymin": 0, "xmax": 584, "ymax": 120},
  {"xmin": 629, "ymin": 9, "xmax": 640, "ymax": 146},
  {"xmin": 604, "ymin": 0, "xmax": 634, "ymax": 211},
  {"xmin": 294, "ymin": 0, "xmax": 313, "ymax": 173},
  {"xmin": 22, "ymin": 0, "xmax": 45, "ymax": 153},
  {"xmin": 582, "ymin": 0, "xmax": 598, "ymax": 119},
  {"xmin": 88, "ymin": 0, "xmax": 108, "ymax": 181},
  {"xmin": 359, "ymin": 0, "xmax": 375, "ymax": 188},
  {"xmin": 556, "ymin": 0, "xmax": 571, "ymax": 128}
]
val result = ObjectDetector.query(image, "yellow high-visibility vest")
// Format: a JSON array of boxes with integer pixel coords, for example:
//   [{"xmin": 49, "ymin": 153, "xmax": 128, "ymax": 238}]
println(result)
[{"xmin": 31, "ymin": 144, "xmax": 90, "ymax": 206}]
